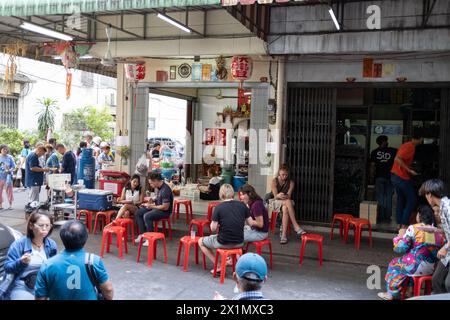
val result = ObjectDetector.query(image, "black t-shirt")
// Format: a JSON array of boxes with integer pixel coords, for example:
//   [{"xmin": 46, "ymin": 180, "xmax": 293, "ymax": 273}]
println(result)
[
  {"xmin": 370, "ymin": 147, "xmax": 397, "ymax": 179},
  {"xmin": 152, "ymin": 149, "xmax": 160, "ymax": 158},
  {"xmin": 212, "ymin": 200, "xmax": 250, "ymax": 245},
  {"xmin": 156, "ymin": 182, "xmax": 174, "ymax": 213}
]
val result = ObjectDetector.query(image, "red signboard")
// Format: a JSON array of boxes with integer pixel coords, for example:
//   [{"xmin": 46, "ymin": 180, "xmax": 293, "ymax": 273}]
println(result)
[
  {"xmin": 204, "ymin": 128, "xmax": 226, "ymax": 146},
  {"xmin": 231, "ymin": 56, "xmax": 253, "ymax": 81}
]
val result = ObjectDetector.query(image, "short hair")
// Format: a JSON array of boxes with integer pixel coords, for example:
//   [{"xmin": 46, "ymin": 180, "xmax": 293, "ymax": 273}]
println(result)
[
  {"xmin": 148, "ymin": 172, "xmax": 163, "ymax": 181},
  {"xmin": 219, "ymin": 184, "xmax": 235, "ymax": 200},
  {"xmin": 412, "ymin": 127, "xmax": 424, "ymax": 140},
  {"xmin": 48, "ymin": 138, "xmax": 57, "ymax": 144},
  {"xmin": 417, "ymin": 205, "xmax": 435, "ymax": 225},
  {"xmin": 237, "ymin": 275, "xmax": 263, "ymax": 292},
  {"xmin": 35, "ymin": 145, "xmax": 47, "ymax": 153},
  {"xmin": 60, "ymin": 220, "xmax": 88, "ymax": 251},
  {"xmin": 79, "ymin": 141, "xmax": 88, "ymax": 148},
  {"xmin": 27, "ymin": 212, "xmax": 53, "ymax": 239},
  {"xmin": 154, "ymin": 142, "xmax": 161, "ymax": 148},
  {"xmin": 0, "ymin": 144, "xmax": 8, "ymax": 152},
  {"xmin": 56, "ymin": 143, "xmax": 65, "ymax": 149},
  {"xmin": 419, "ymin": 179, "xmax": 447, "ymax": 199},
  {"xmin": 376, "ymin": 135, "xmax": 388, "ymax": 146},
  {"xmin": 239, "ymin": 184, "xmax": 262, "ymax": 202},
  {"xmin": 45, "ymin": 144, "xmax": 53, "ymax": 152}
]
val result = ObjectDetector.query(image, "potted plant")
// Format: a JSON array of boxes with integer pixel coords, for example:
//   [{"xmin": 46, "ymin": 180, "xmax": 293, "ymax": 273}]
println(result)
[{"xmin": 117, "ymin": 146, "xmax": 131, "ymax": 165}]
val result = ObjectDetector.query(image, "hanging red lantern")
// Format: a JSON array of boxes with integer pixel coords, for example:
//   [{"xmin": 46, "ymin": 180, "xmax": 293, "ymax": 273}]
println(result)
[
  {"xmin": 124, "ymin": 62, "xmax": 146, "ymax": 112},
  {"xmin": 231, "ymin": 56, "xmax": 253, "ymax": 82}
]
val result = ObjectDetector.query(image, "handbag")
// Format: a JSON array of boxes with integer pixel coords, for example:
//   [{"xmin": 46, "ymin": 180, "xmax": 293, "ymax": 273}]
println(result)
[
  {"xmin": 21, "ymin": 271, "xmax": 38, "ymax": 290},
  {"xmin": 0, "ymin": 273, "xmax": 16, "ymax": 300},
  {"xmin": 84, "ymin": 253, "xmax": 105, "ymax": 300}
]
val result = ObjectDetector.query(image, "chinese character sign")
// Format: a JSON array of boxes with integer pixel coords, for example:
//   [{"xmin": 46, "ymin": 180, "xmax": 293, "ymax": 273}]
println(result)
[
  {"xmin": 231, "ymin": 56, "xmax": 253, "ymax": 81},
  {"xmin": 204, "ymin": 129, "xmax": 226, "ymax": 146},
  {"xmin": 124, "ymin": 62, "xmax": 146, "ymax": 82}
]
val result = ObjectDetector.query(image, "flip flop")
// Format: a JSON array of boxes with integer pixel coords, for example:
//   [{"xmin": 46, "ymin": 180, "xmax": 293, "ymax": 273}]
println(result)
[
  {"xmin": 210, "ymin": 269, "xmax": 221, "ymax": 277},
  {"xmin": 280, "ymin": 237, "xmax": 289, "ymax": 245},
  {"xmin": 377, "ymin": 292, "xmax": 393, "ymax": 300}
]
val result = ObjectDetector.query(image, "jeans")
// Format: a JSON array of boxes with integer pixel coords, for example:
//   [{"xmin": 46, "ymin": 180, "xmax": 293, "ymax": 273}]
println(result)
[
  {"xmin": 391, "ymin": 174, "xmax": 416, "ymax": 226},
  {"xmin": 375, "ymin": 177, "xmax": 394, "ymax": 221},
  {"xmin": 135, "ymin": 207, "xmax": 171, "ymax": 234},
  {"xmin": 432, "ymin": 261, "xmax": 450, "ymax": 294}
]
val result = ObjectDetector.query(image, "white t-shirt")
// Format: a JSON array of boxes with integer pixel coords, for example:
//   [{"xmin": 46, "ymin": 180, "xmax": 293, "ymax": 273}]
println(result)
[
  {"xmin": 209, "ymin": 176, "xmax": 222, "ymax": 185},
  {"xmin": 125, "ymin": 188, "xmax": 141, "ymax": 204}
]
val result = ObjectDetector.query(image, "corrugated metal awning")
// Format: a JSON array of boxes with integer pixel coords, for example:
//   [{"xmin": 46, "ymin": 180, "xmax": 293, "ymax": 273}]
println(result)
[
  {"xmin": 0, "ymin": 0, "xmax": 222, "ymax": 17},
  {"xmin": 221, "ymin": 0, "xmax": 308, "ymax": 5}
]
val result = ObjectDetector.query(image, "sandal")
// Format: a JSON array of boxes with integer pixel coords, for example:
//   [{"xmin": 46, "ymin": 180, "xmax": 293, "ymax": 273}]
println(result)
[
  {"xmin": 280, "ymin": 237, "xmax": 289, "ymax": 245},
  {"xmin": 377, "ymin": 292, "xmax": 393, "ymax": 300},
  {"xmin": 296, "ymin": 227, "xmax": 307, "ymax": 235},
  {"xmin": 210, "ymin": 269, "xmax": 221, "ymax": 277}
]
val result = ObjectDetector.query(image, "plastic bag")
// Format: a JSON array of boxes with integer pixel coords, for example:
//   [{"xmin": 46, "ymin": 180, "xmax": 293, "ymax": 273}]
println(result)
[
  {"xmin": 5, "ymin": 173, "xmax": 12, "ymax": 186},
  {"xmin": 135, "ymin": 153, "xmax": 148, "ymax": 177}
]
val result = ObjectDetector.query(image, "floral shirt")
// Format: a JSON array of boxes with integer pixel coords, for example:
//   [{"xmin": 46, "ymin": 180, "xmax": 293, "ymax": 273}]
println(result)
[
  {"xmin": 439, "ymin": 197, "xmax": 450, "ymax": 266},
  {"xmin": 393, "ymin": 223, "xmax": 445, "ymax": 276}
]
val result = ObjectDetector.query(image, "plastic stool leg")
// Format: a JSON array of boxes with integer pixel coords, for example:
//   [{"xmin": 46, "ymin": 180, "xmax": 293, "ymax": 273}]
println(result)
[
  {"xmin": 194, "ymin": 243, "xmax": 199, "ymax": 265},
  {"xmin": 176, "ymin": 240, "xmax": 183, "ymax": 266},
  {"xmin": 213, "ymin": 251, "xmax": 219, "ymax": 278},
  {"xmin": 136, "ymin": 238, "xmax": 143, "ymax": 262},
  {"xmin": 220, "ymin": 254, "xmax": 227, "ymax": 284},
  {"xmin": 318, "ymin": 241, "xmax": 323, "ymax": 266},
  {"xmin": 147, "ymin": 240, "xmax": 154, "ymax": 267},
  {"xmin": 268, "ymin": 242, "xmax": 273, "ymax": 269},
  {"xmin": 118, "ymin": 233, "xmax": 123, "ymax": 259},
  {"xmin": 106, "ymin": 232, "xmax": 111, "ymax": 253},
  {"xmin": 299, "ymin": 240, "xmax": 306, "ymax": 265},
  {"xmin": 183, "ymin": 242, "xmax": 190, "ymax": 272},
  {"xmin": 100, "ymin": 232, "xmax": 106, "ymax": 258},
  {"xmin": 162, "ymin": 239, "xmax": 168, "ymax": 263}
]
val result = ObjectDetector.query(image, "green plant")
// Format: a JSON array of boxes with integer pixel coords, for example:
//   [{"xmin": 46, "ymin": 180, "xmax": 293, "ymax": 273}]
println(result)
[
  {"xmin": 36, "ymin": 98, "xmax": 58, "ymax": 139},
  {"xmin": 117, "ymin": 146, "xmax": 131, "ymax": 165},
  {"xmin": 0, "ymin": 126, "xmax": 40, "ymax": 158}
]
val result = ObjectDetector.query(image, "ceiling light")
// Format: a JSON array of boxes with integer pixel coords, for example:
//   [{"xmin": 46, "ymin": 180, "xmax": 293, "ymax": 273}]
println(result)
[
  {"xmin": 328, "ymin": 8, "xmax": 340, "ymax": 31},
  {"xmin": 157, "ymin": 13, "xmax": 191, "ymax": 33},
  {"xmin": 20, "ymin": 22, "xmax": 73, "ymax": 41},
  {"xmin": 79, "ymin": 55, "xmax": 93, "ymax": 60}
]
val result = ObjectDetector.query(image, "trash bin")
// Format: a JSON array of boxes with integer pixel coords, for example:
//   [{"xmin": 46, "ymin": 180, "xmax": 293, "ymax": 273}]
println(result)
[
  {"xmin": 232, "ymin": 175, "xmax": 247, "ymax": 192},
  {"xmin": 99, "ymin": 170, "xmax": 130, "ymax": 198}
]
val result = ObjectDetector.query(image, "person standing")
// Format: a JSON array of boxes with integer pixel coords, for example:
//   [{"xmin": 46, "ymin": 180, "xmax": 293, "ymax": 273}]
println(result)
[
  {"xmin": 0, "ymin": 145, "xmax": 16, "ymax": 210},
  {"xmin": 134, "ymin": 173, "xmax": 174, "ymax": 246},
  {"xmin": 419, "ymin": 179, "xmax": 450, "ymax": 294},
  {"xmin": 56, "ymin": 144, "xmax": 77, "ymax": 185},
  {"xmin": 35, "ymin": 220, "xmax": 113, "ymax": 300},
  {"xmin": 4, "ymin": 212, "xmax": 57, "ymax": 300},
  {"xmin": 391, "ymin": 129, "xmax": 424, "ymax": 229},
  {"xmin": 370, "ymin": 135, "xmax": 397, "ymax": 222},
  {"xmin": 25, "ymin": 146, "xmax": 51, "ymax": 204},
  {"xmin": 19, "ymin": 140, "xmax": 31, "ymax": 188}
]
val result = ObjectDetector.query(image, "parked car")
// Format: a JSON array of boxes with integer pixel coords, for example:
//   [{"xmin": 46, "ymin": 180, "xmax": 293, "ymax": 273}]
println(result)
[{"xmin": 0, "ymin": 223, "xmax": 22, "ymax": 285}]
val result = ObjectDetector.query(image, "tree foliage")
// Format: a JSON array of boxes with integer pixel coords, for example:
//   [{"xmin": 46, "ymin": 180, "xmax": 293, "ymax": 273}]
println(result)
[
  {"xmin": 36, "ymin": 98, "xmax": 58, "ymax": 139},
  {"xmin": 61, "ymin": 106, "xmax": 114, "ymax": 149},
  {"xmin": 0, "ymin": 126, "xmax": 40, "ymax": 158}
]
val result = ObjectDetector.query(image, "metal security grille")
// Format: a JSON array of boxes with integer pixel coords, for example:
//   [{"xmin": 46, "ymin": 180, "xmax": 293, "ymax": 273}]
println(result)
[
  {"xmin": 0, "ymin": 96, "xmax": 18, "ymax": 128},
  {"xmin": 440, "ymin": 88, "xmax": 450, "ymax": 187},
  {"xmin": 285, "ymin": 87, "xmax": 336, "ymax": 223}
]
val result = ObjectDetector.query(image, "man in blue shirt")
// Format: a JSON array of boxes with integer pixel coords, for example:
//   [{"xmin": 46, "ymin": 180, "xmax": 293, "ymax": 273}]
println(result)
[
  {"xmin": 35, "ymin": 220, "xmax": 114, "ymax": 300},
  {"xmin": 25, "ymin": 146, "xmax": 51, "ymax": 203},
  {"xmin": 56, "ymin": 144, "xmax": 77, "ymax": 185}
]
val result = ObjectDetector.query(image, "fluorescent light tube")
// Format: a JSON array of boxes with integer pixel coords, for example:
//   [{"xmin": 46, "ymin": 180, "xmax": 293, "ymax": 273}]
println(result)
[
  {"xmin": 157, "ymin": 13, "xmax": 191, "ymax": 33},
  {"xmin": 328, "ymin": 8, "xmax": 340, "ymax": 30},
  {"xmin": 20, "ymin": 22, "xmax": 73, "ymax": 41}
]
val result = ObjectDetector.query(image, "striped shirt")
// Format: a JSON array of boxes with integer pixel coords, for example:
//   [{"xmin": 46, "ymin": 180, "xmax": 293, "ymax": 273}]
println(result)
[
  {"xmin": 439, "ymin": 197, "xmax": 450, "ymax": 266},
  {"xmin": 232, "ymin": 291, "xmax": 266, "ymax": 300}
]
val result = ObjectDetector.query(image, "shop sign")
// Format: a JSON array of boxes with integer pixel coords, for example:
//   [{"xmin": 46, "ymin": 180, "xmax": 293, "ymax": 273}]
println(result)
[{"xmin": 231, "ymin": 56, "xmax": 253, "ymax": 81}]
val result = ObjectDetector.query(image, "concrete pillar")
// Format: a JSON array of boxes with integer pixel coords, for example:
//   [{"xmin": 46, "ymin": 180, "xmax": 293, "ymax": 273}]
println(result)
[{"xmin": 274, "ymin": 58, "xmax": 286, "ymax": 175}]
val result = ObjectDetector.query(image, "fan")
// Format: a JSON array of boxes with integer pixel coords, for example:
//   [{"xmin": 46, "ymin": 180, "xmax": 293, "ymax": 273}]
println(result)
[
  {"xmin": 101, "ymin": 27, "xmax": 115, "ymax": 67},
  {"xmin": 202, "ymin": 90, "xmax": 238, "ymax": 100}
]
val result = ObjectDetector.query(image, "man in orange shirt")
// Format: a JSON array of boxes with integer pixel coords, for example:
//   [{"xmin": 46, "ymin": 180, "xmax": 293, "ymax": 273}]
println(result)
[{"xmin": 390, "ymin": 128, "xmax": 424, "ymax": 230}]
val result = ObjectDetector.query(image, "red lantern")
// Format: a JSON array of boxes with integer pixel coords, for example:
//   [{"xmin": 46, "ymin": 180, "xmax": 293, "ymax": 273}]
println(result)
[
  {"xmin": 231, "ymin": 56, "xmax": 252, "ymax": 81},
  {"xmin": 124, "ymin": 62, "xmax": 146, "ymax": 83}
]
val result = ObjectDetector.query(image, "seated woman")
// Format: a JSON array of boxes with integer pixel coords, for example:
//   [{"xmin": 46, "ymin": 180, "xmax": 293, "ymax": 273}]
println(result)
[
  {"xmin": 114, "ymin": 174, "xmax": 144, "ymax": 220},
  {"xmin": 199, "ymin": 167, "xmax": 221, "ymax": 201},
  {"xmin": 269, "ymin": 165, "xmax": 306, "ymax": 244},
  {"xmin": 378, "ymin": 205, "xmax": 445, "ymax": 300},
  {"xmin": 239, "ymin": 184, "xmax": 269, "ymax": 243}
]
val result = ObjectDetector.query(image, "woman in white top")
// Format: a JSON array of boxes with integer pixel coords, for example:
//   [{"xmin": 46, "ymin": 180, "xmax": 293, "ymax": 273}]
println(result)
[{"xmin": 114, "ymin": 174, "xmax": 144, "ymax": 220}]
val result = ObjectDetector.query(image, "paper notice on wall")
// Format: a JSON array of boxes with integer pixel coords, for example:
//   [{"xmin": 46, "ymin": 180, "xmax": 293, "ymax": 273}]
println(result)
[
  {"xmin": 115, "ymin": 136, "xmax": 129, "ymax": 146},
  {"xmin": 382, "ymin": 64, "xmax": 395, "ymax": 77},
  {"xmin": 103, "ymin": 182, "xmax": 119, "ymax": 195}
]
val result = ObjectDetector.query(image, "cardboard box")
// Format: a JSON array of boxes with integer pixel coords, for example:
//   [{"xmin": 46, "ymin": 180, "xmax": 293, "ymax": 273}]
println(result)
[{"xmin": 359, "ymin": 201, "xmax": 378, "ymax": 225}]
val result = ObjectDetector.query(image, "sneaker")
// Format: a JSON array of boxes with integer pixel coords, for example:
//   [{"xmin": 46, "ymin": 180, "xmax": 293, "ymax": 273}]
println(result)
[
  {"xmin": 134, "ymin": 235, "xmax": 142, "ymax": 244},
  {"xmin": 142, "ymin": 240, "xmax": 149, "ymax": 247}
]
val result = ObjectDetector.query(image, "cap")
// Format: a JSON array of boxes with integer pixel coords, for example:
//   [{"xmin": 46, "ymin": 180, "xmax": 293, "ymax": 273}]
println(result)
[
  {"xmin": 100, "ymin": 141, "xmax": 109, "ymax": 148},
  {"xmin": 235, "ymin": 253, "xmax": 267, "ymax": 282},
  {"xmin": 92, "ymin": 136, "xmax": 102, "ymax": 145}
]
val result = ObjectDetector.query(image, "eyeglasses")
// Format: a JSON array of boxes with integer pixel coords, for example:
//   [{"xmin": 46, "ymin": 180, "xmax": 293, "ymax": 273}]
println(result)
[{"xmin": 34, "ymin": 224, "xmax": 52, "ymax": 230}]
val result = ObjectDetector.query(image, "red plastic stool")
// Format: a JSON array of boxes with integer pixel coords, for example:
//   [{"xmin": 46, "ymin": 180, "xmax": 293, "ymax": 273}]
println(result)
[
  {"xmin": 299, "ymin": 233, "xmax": 323, "ymax": 266},
  {"xmin": 189, "ymin": 201, "xmax": 221, "ymax": 237},
  {"xmin": 153, "ymin": 217, "xmax": 172, "ymax": 240},
  {"xmin": 269, "ymin": 210, "xmax": 291, "ymax": 235},
  {"xmin": 136, "ymin": 232, "xmax": 168, "ymax": 267},
  {"xmin": 113, "ymin": 218, "xmax": 136, "ymax": 245},
  {"xmin": 176, "ymin": 236, "xmax": 207, "ymax": 272},
  {"xmin": 245, "ymin": 238, "xmax": 273, "ymax": 269},
  {"xmin": 93, "ymin": 210, "xmax": 116, "ymax": 234},
  {"xmin": 100, "ymin": 226, "xmax": 128, "ymax": 259},
  {"xmin": 77, "ymin": 210, "xmax": 95, "ymax": 233},
  {"xmin": 412, "ymin": 275, "xmax": 433, "ymax": 297},
  {"xmin": 346, "ymin": 218, "xmax": 373, "ymax": 249},
  {"xmin": 330, "ymin": 213, "xmax": 354, "ymax": 240},
  {"xmin": 173, "ymin": 199, "xmax": 193, "ymax": 223},
  {"xmin": 213, "ymin": 248, "xmax": 243, "ymax": 284}
]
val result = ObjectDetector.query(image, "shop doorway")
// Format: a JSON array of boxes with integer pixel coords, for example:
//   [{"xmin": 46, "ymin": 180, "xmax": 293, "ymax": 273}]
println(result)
[{"xmin": 147, "ymin": 92, "xmax": 188, "ymax": 184}]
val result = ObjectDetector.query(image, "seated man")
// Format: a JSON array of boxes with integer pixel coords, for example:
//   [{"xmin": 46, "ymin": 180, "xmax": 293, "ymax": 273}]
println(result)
[
  {"xmin": 198, "ymin": 184, "xmax": 255, "ymax": 274},
  {"xmin": 199, "ymin": 167, "xmax": 221, "ymax": 201},
  {"xmin": 134, "ymin": 173, "xmax": 174, "ymax": 246}
]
